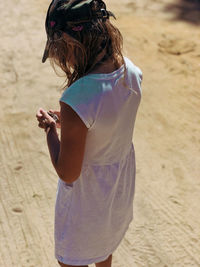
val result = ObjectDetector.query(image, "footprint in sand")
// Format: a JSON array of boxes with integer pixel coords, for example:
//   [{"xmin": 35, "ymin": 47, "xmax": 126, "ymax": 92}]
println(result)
[
  {"xmin": 158, "ymin": 38, "xmax": 196, "ymax": 55},
  {"xmin": 12, "ymin": 207, "xmax": 23, "ymax": 214},
  {"xmin": 14, "ymin": 165, "xmax": 23, "ymax": 171}
]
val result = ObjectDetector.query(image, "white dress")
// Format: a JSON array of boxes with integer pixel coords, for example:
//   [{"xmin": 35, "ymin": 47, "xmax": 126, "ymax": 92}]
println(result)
[{"xmin": 55, "ymin": 57, "xmax": 142, "ymax": 265}]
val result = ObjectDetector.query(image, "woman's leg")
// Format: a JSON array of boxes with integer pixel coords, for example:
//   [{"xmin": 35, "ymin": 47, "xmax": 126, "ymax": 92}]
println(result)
[
  {"xmin": 58, "ymin": 261, "xmax": 88, "ymax": 267},
  {"xmin": 58, "ymin": 254, "xmax": 112, "ymax": 267},
  {"xmin": 95, "ymin": 254, "xmax": 112, "ymax": 267}
]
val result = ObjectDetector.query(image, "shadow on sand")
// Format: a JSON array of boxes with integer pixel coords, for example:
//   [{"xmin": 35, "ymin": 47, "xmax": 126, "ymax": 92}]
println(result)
[{"xmin": 163, "ymin": 0, "xmax": 200, "ymax": 25}]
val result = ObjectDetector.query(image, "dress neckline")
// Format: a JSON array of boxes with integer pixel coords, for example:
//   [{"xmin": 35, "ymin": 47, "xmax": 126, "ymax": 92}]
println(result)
[{"xmin": 86, "ymin": 61, "xmax": 125, "ymax": 80}]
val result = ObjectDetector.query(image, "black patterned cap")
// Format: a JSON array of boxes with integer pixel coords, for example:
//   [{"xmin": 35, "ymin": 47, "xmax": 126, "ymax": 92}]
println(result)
[{"xmin": 42, "ymin": 0, "xmax": 116, "ymax": 63}]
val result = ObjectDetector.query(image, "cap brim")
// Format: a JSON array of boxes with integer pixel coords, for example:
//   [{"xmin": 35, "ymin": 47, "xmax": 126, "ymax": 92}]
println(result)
[{"xmin": 42, "ymin": 40, "xmax": 50, "ymax": 63}]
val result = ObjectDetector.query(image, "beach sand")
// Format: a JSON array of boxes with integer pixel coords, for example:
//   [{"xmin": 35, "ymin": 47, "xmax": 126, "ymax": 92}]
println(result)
[{"xmin": 0, "ymin": 0, "xmax": 200, "ymax": 266}]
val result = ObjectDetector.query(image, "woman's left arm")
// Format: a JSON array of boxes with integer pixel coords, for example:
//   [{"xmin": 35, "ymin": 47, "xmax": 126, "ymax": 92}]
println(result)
[{"xmin": 36, "ymin": 103, "xmax": 88, "ymax": 184}]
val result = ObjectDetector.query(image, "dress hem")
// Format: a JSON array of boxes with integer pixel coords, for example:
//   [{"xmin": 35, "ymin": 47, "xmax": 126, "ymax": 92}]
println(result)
[{"xmin": 55, "ymin": 215, "xmax": 133, "ymax": 266}]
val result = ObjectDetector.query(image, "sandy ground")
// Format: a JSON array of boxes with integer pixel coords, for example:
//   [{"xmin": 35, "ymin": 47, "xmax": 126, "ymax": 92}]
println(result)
[{"xmin": 0, "ymin": 0, "xmax": 200, "ymax": 266}]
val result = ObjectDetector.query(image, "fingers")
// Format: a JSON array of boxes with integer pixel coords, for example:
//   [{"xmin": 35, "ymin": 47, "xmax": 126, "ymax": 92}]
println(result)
[
  {"xmin": 47, "ymin": 110, "xmax": 60, "ymax": 126},
  {"xmin": 36, "ymin": 108, "xmax": 47, "ymax": 123},
  {"xmin": 36, "ymin": 108, "xmax": 48, "ymax": 129},
  {"xmin": 36, "ymin": 108, "xmax": 43, "ymax": 119},
  {"xmin": 53, "ymin": 111, "xmax": 60, "ymax": 117},
  {"xmin": 48, "ymin": 112, "xmax": 59, "ymax": 123},
  {"xmin": 40, "ymin": 108, "xmax": 48, "ymax": 117},
  {"xmin": 49, "ymin": 109, "xmax": 60, "ymax": 117},
  {"xmin": 36, "ymin": 108, "xmax": 51, "ymax": 122},
  {"xmin": 36, "ymin": 108, "xmax": 57, "ymax": 131}
]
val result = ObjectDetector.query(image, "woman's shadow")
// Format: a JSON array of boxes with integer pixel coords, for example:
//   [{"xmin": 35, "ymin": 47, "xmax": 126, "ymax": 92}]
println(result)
[{"xmin": 163, "ymin": 0, "xmax": 200, "ymax": 25}]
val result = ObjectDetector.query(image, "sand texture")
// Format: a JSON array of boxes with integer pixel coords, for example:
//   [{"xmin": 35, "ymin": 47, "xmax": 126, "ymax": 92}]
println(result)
[{"xmin": 0, "ymin": 0, "xmax": 200, "ymax": 266}]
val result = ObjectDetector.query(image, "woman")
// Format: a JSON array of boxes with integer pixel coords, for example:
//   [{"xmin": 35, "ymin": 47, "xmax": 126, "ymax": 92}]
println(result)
[{"xmin": 36, "ymin": 0, "xmax": 142, "ymax": 266}]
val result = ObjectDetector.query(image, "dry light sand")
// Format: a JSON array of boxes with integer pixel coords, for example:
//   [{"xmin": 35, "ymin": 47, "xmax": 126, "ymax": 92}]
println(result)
[{"xmin": 0, "ymin": 0, "xmax": 200, "ymax": 266}]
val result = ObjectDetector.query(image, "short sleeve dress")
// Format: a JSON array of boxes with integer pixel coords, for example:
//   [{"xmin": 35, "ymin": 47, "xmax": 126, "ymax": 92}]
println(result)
[{"xmin": 55, "ymin": 57, "xmax": 143, "ymax": 266}]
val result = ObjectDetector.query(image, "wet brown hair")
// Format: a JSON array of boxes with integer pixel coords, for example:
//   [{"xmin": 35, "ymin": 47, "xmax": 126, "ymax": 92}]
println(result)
[{"xmin": 48, "ymin": 18, "xmax": 124, "ymax": 88}]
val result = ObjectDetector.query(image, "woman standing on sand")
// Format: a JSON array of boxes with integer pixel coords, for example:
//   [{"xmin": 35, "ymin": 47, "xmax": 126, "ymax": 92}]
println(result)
[{"xmin": 36, "ymin": 0, "xmax": 142, "ymax": 266}]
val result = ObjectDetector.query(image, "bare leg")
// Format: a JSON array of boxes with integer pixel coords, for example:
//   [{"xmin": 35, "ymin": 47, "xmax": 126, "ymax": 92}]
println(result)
[
  {"xmin": 58, "ymin": 261, "xmax": 88, "ymax": 267},
  {"xmin": 95, "ymin": 254, "xmax": 112, "ymax": 267}
]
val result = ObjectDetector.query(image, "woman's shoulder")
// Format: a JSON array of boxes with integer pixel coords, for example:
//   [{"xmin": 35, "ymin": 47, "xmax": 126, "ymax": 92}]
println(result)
[
  {"xmin": 60, "ymin": 76, "xmax": 102, "ymax": 103},
  {"xmin": 124, "ymin": 57, "xmax": 142, "ymax": 73},
  {"xmin": 124, "ymin": 57, "xmax": 143, "ymax": 81}
]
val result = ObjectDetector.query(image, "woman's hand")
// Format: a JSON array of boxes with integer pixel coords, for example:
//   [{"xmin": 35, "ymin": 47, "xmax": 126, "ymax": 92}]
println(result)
[
  {"xmin": 48, "ymin": 109, "xmax": 61, "ymax": 128},
  {"xmin": 36, "ymin": 108, "xmax": 57, "ymax": 132}
]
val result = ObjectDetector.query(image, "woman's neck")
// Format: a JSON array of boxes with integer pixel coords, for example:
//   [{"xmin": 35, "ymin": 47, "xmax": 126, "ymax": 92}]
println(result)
[{"xmin": 89, "ymin": 57, "xmax": 123, "ymax": 75}]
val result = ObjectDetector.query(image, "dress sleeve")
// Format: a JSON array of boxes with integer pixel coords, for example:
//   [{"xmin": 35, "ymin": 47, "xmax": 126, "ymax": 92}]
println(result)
[
  {"xmin": 60, "ymin": 78, "xmax": 100, "ymax": 129},
  {"xmin": 136, "ymin": 67, "xmax": 143, "ymax": 84},
  {"xmin": 124, "ymin": 57, "xmax": 143, "ymax": 92}
]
